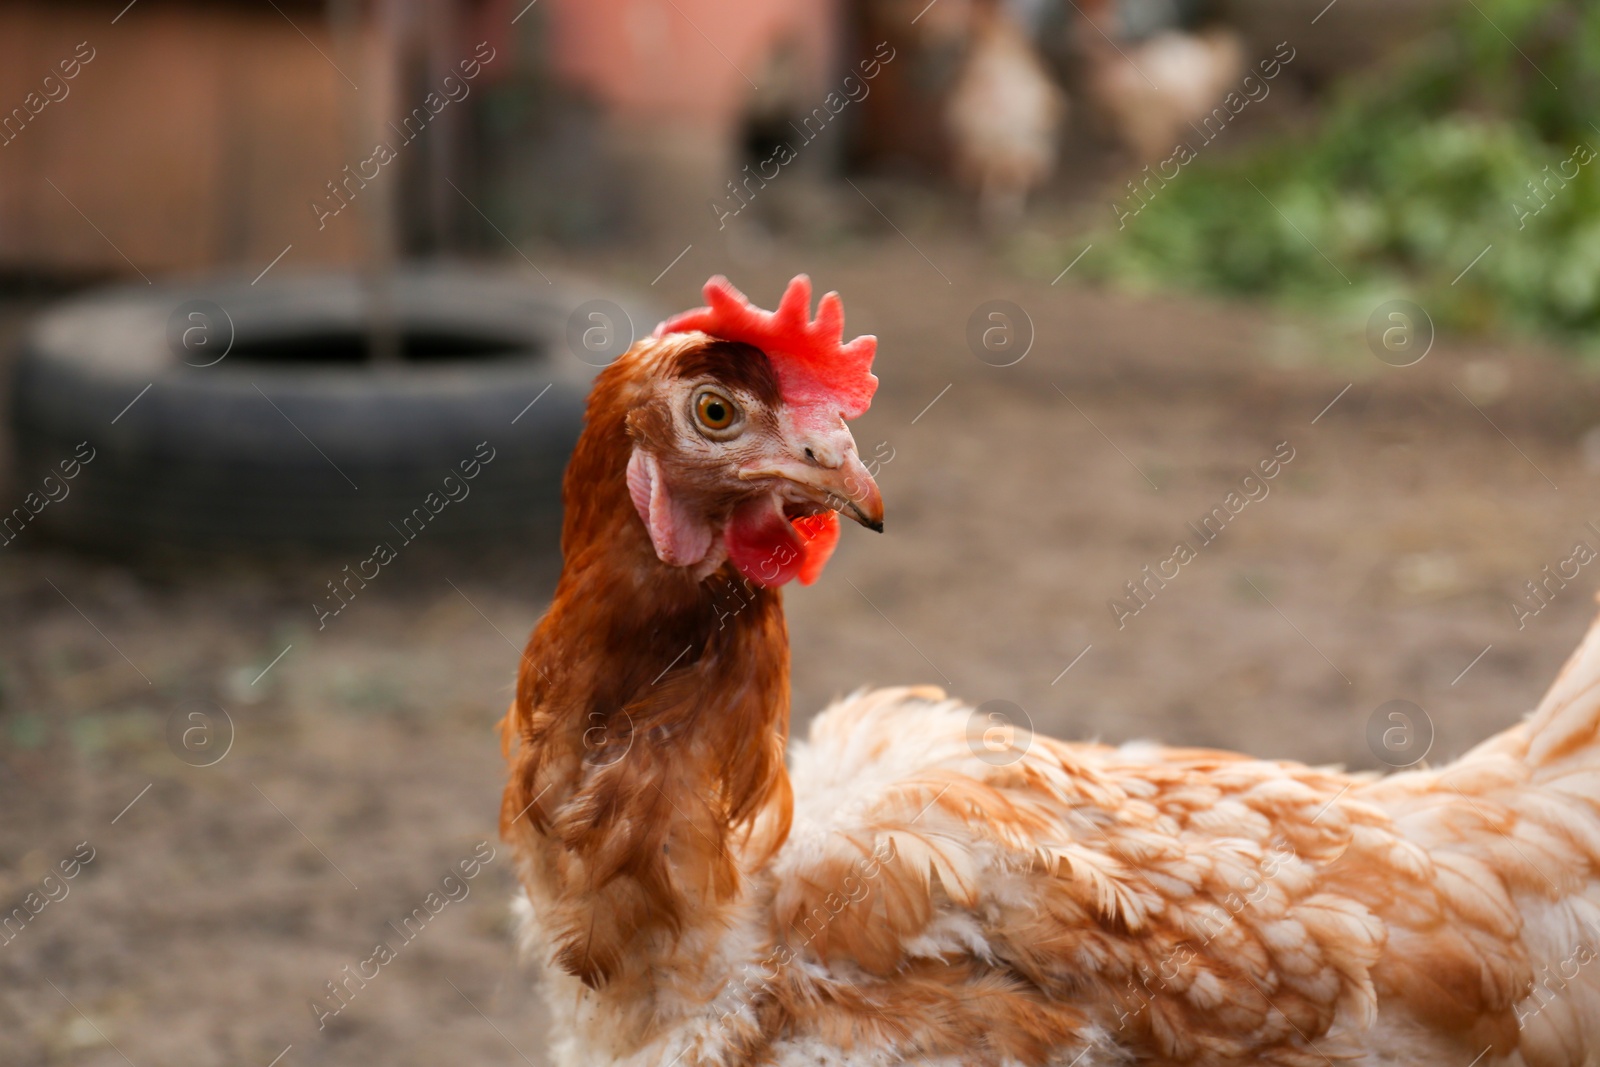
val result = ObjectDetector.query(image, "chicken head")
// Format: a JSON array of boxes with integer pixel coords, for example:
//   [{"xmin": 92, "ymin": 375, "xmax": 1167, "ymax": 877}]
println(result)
[{"xmin": 615, "ymin": 275, "xmax": 883, "ymax": 589}]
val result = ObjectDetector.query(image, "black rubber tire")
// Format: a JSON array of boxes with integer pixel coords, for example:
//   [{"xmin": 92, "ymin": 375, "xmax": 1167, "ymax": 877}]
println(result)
[{"xmin": 10, "ymin": 265, "xmax": 651, "ymax": 551}]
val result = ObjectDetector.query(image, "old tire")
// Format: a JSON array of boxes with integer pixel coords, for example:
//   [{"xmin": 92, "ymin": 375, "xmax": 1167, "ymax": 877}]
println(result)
[{"xmin": 10, "ymin": 265, "xmax": 651, "ymax": 551}]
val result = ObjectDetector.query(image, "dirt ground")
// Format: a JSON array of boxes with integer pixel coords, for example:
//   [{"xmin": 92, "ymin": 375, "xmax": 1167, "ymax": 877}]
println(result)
[{"xmin": 4, "ymin": 223, "xmax": 1600, "ymax": 1066}]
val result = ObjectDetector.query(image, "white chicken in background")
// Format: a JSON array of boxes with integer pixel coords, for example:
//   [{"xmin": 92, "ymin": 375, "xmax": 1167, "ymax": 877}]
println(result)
[
  {"xmin": 944, "ymin": 0, "xmax": 1067, "ymax": 229},
  {"xmin": 1077, "ymin": 0, "xmax": 1244, "ymax": 162}
]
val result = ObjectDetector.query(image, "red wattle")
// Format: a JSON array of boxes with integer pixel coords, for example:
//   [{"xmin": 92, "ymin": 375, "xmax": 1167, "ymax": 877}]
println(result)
[
  {"xmin": 726, "ymin": 502, "xmax": 841, "ymax": 588},
  {"xmin": 794, "ymin": 512, "xmax": 840, "ymax": 585}
]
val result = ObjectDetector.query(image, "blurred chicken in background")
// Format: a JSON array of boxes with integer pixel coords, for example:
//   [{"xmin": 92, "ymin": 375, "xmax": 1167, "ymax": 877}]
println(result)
[
  {"xmin": 1076, "ymin": 0, "xmax": 1243, "ymax": 162},
  {"xmin": 943, "ymin": 0, "xmax": 1067, "ymax": 229}
]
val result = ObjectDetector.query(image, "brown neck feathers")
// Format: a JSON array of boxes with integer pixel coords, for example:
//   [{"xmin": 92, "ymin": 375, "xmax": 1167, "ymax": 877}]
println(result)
[{"xmin": 500, "ymin": 353, "xmax": 794, "ymax": 987}]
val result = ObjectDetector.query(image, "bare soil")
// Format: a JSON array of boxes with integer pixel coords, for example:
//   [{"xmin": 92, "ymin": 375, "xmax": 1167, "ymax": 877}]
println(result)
[{"xmin": 4, "ymin": 233, "xmax": 1600, "ymax": 1066}]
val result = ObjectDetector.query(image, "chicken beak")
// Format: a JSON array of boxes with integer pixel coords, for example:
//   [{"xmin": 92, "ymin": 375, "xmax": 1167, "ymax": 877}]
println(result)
[
  {"xmin": 817, "ymin": 448, "xmax": 885, "ymax": 532},
  {"xmin": 740, "ymin": 439, "xmax": 885, "ymax": 532}
]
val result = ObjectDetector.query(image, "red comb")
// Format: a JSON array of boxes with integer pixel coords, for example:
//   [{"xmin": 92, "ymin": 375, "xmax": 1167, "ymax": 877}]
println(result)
[{"xmin": 654, "ymin": 275, "xmax": 877, "ymax": 423}]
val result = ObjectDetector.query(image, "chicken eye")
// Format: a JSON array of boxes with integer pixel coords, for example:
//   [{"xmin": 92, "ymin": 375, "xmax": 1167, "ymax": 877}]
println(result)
[{"xmin": 694, "ymin": 390, "xmax": 739, "ymax": 433}]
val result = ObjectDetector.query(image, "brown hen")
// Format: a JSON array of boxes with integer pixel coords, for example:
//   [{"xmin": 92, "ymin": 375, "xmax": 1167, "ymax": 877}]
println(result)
[{"xmin": 502, "ymin": 275, "xmax": 1600, "ymax": 1067}]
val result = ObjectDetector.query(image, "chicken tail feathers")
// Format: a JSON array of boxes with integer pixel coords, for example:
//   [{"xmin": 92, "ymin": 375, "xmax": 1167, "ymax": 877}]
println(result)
[{"xmin": 1521, "ymin": 596, "xmax": 1600, "ymax": 777}]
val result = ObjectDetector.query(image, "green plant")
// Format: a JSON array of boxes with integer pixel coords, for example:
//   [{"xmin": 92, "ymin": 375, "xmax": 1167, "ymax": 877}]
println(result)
[{"xmin": 1090, "ymin": 0, "xmax": 1600, "ymax": 346}]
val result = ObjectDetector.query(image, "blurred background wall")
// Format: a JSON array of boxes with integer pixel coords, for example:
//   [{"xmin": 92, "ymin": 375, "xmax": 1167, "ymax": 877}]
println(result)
[
  {"xmin": 0, "ymin": 0, "xmax": 845, "ymax": 271},
  {"xmin": 0, "ymin": 0, "xmax": 1454, "ymax": 277}
]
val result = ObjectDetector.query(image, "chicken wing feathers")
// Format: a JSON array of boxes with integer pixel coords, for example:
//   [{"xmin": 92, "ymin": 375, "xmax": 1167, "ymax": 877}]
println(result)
[
  {"xmin": 777, "ymin": 689, "xmax": 1379, "ymax": 1063},
  {"xmin": 775, "ymin": 629, "xmax": 1600, "ymax": 1067}
]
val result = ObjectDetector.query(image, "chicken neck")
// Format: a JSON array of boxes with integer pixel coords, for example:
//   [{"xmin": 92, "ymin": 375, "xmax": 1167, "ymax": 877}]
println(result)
[{"xmin": 500, "ymin": 364, "xmax": 794, "ymax": 989}]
